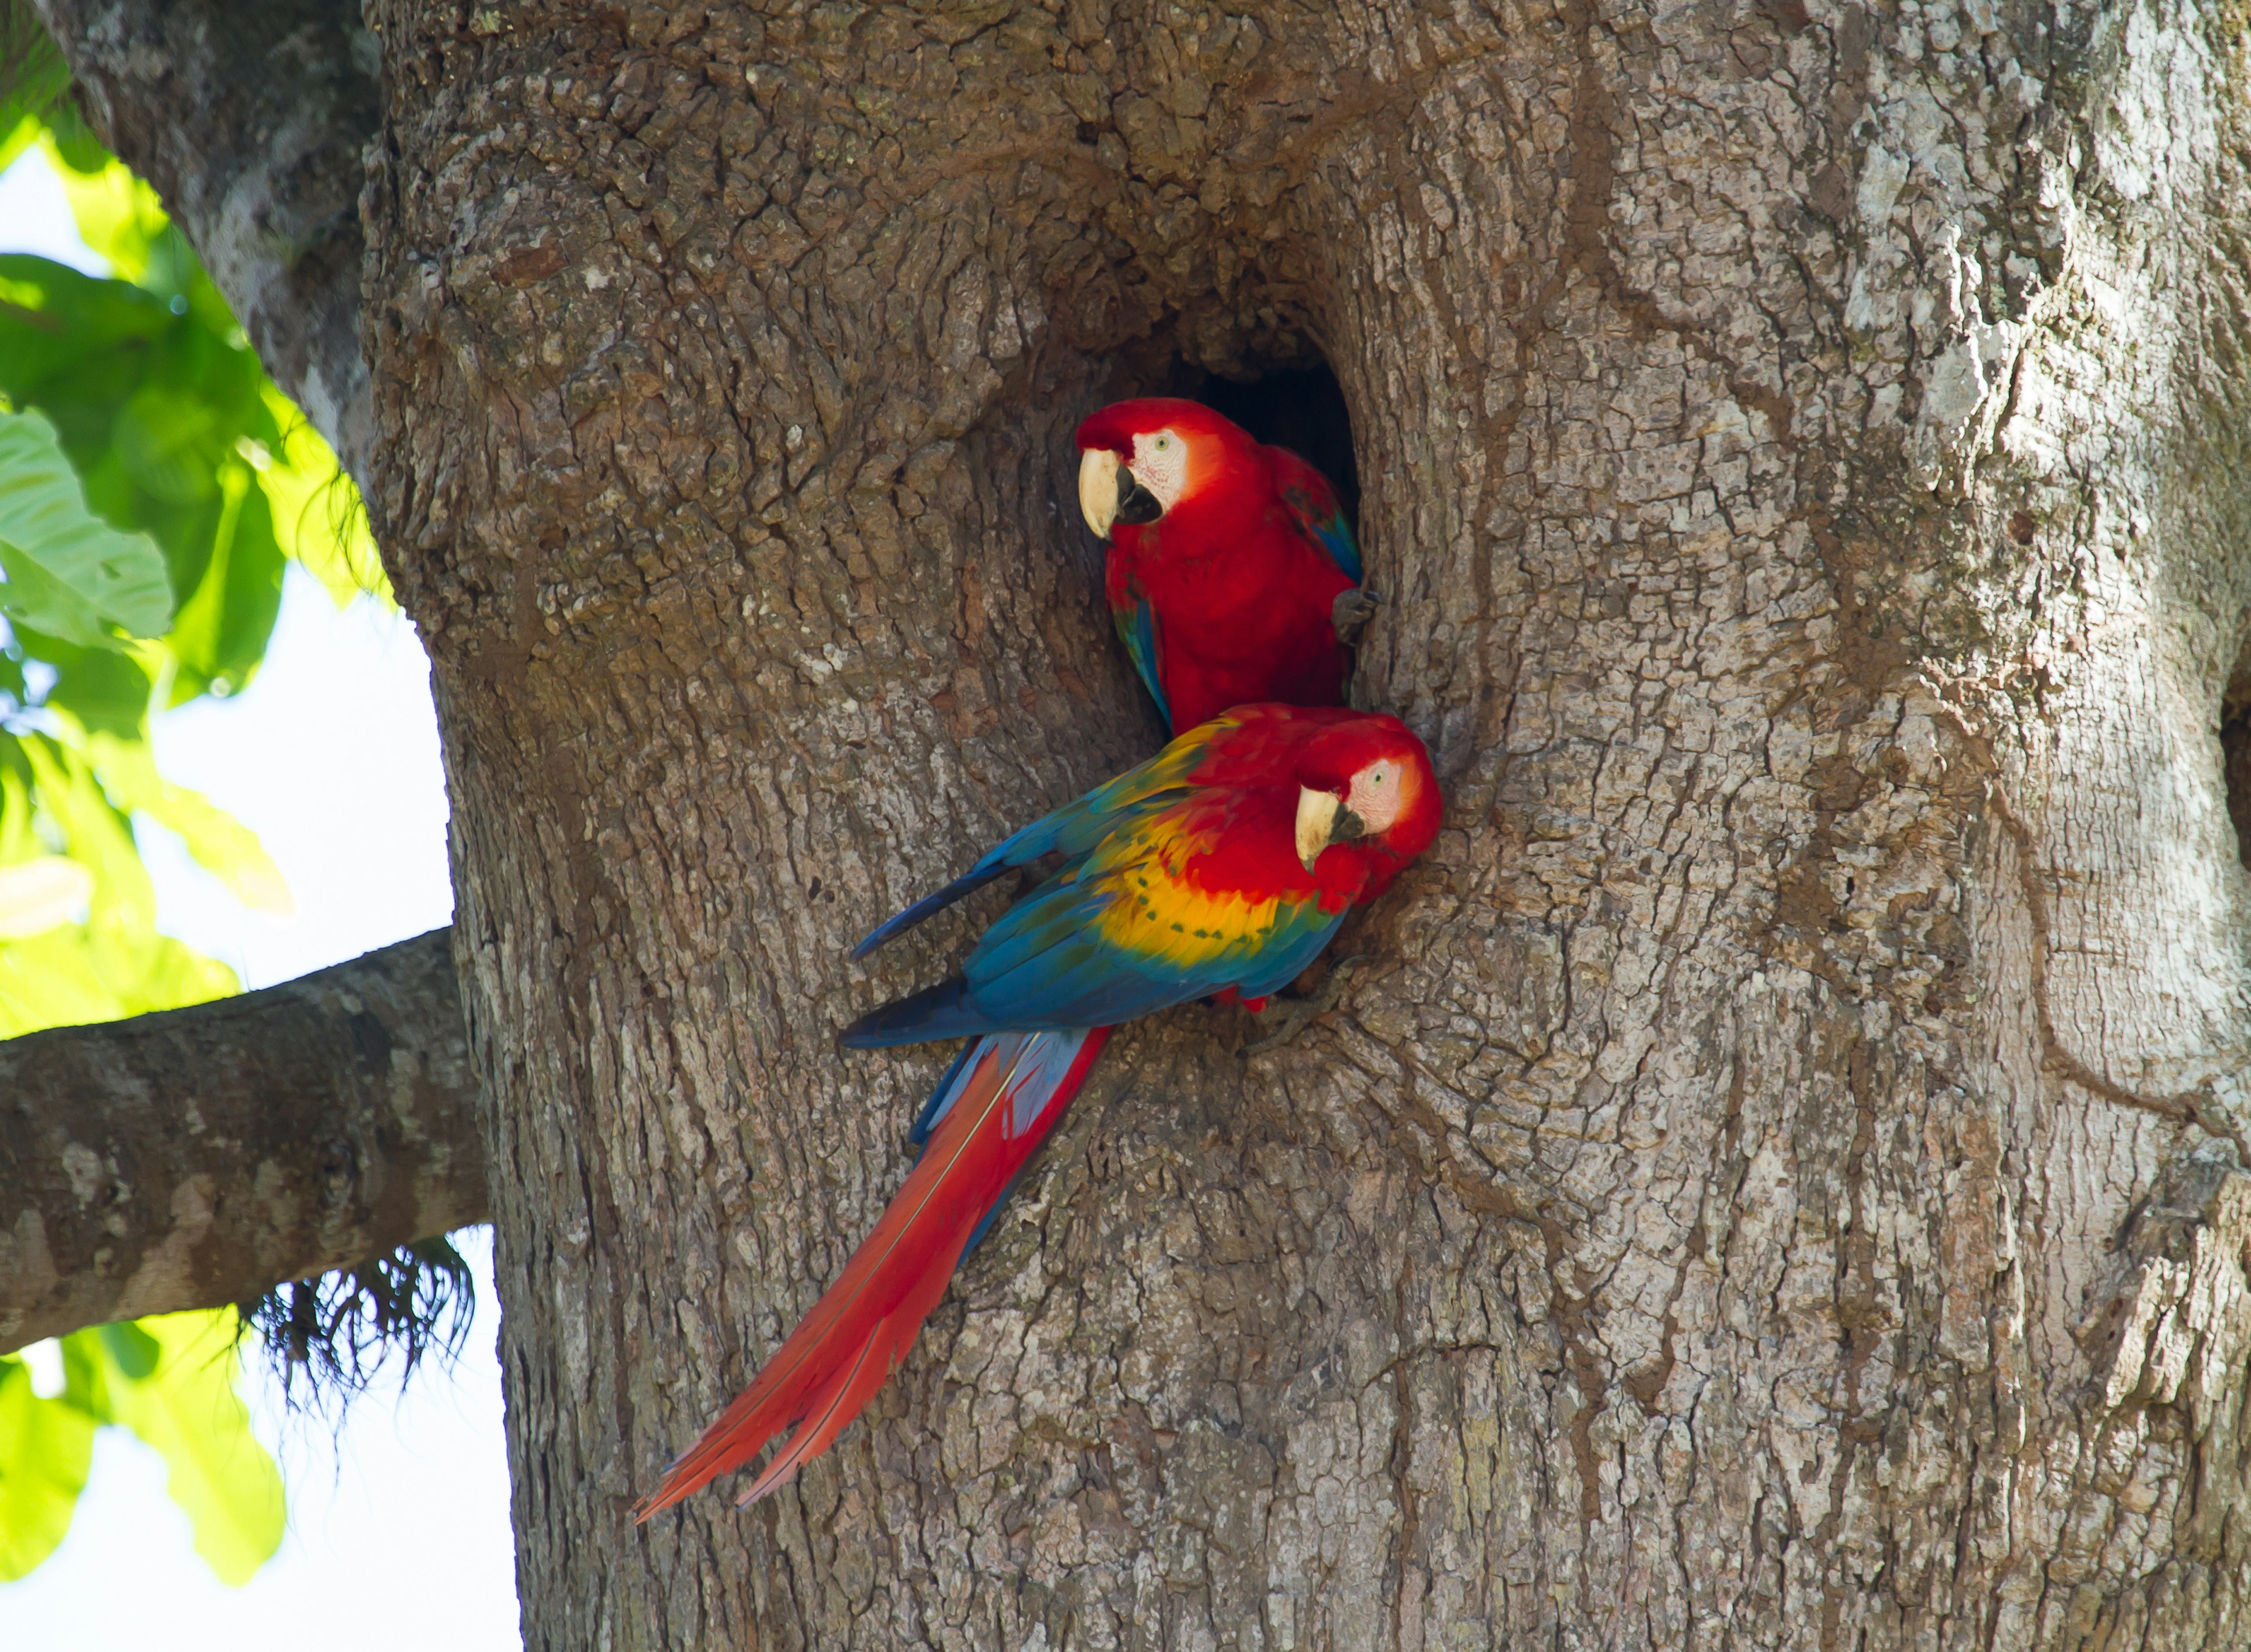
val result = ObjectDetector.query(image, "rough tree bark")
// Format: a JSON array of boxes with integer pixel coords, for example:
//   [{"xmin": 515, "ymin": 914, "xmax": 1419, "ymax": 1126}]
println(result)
[{"xmin": 23, "ymin": 0, "xmax": 2251, "ymax": 1646}]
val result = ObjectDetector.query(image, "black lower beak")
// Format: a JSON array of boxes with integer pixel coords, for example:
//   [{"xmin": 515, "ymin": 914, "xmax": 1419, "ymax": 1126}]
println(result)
[
  {"xmin": 1333, "ymin": 807, "xmax": 1368, "ymax": 843},
  {"xmin": 1114, "ymin": 465, "xmax": 1163, "ymax": 526}
]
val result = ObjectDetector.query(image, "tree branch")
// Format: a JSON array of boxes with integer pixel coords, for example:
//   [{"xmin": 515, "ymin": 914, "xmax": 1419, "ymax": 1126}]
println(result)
[
  {"xmin": 0, "ymin": 928, "xmax": 482, "ymax": 1354},
  {"xmin": 28, "ymin": 0, "xmax": 378, "ymax": 477}
]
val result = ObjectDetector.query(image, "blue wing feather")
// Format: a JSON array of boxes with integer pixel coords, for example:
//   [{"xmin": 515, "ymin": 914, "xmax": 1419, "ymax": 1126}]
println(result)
[
  {"xmin": 852, "ymin": 862, "xmax": 1015, "ymax": 960},
  {"xmin": 1304, "ymin": 507, "xmax": 1363, "ymax": 585},
  {"xmin": 1114, "ymin": 584, "xmax": 1171, "ymax": 728},
  {"xmin": 852, "ymin": 715, "xmax": 1246, "ymax": 959},
  {"xmin": 842, "ymin": 888, "xmax": 1341, "ymax": 1043},
  {"xmin": 972, "ymin": 906, "xmax": 1340, "ymax": 1028},
  {"xmin": 956, "ymin": 851, "xmax": 1343, "ymax": 1030},
  {"xmin": 1271, "ymin": 452, "xmax": 1364, "ymax": 585}
]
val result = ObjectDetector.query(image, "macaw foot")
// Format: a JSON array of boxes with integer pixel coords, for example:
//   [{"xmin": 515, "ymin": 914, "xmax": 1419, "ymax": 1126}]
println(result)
[
  {"xmin": 1332, "ymin": 587, "xmax": 1382, "ymax": 646},
  {"xmin": 1242, "ymin": 956, "xmax": 1369, "ymax": 1056}
]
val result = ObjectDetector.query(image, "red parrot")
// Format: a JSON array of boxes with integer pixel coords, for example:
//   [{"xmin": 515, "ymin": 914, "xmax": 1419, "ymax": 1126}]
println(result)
[
  {"xmin": 634, "ymin": 705, "xmax": 1437, "ymax": 1517},
  {"xmin": 1075, "ymin": 396, "xmax": 1373, "ymax": 733},
  {"xmin": 851, "ymin": 402, "xmax": 1375, "ymax": 1322}
]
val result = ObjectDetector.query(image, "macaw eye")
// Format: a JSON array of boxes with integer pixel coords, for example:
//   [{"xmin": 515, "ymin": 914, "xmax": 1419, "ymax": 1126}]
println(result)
[{"xmin": 1154, "ymin": 436, "xmax": 1170, "ymax": 450}]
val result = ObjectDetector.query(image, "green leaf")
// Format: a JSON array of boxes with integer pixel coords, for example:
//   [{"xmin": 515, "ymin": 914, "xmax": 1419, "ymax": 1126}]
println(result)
[
  {"xmin": 0, "ymin": 732, "xmax": 238, "ymax": 1038},
  {"xmin": 43, "ymin": 140, "xmax": 178, "ymax": 293},
  {"xmin": 86, "ymin": 1312, "xmax": 285, "ymax": 1586},
  {"xmin": 17, "ymin": 728, "xmax": 150, "ymax": 924},
  {"xmin": 0, "ymin": 254, "xmax": 264, "ymax": 665},
  {"xmin": 0, "ymin": 406, "xmax": 174, "ymax": 647},
  {"xmin": 0, "ymin": 920, "xmax": 237, "ymax": 1036},
  {"xmin": 0, "ymin": 113, "xmax": 43, "ymax": 178},
  {"xmin": 0, "ymin": 549, "xmax": 128, "ymax": 650},
  {"xmin": 32, "ymin": 1314, "xmax": 287, "ymax": 1587},
  {"xmin": 0, "ymin": 1356, "xmax": 97, "ymax": 1580},
  {"xmin": 0, "ymin": 251, "xmax": 368, "ymax": 713},
  {"xmin": 22, "ymin": 634, "xmax": 152, "ymax": 737},
  {"xmin": 160, "ymin": 464, "xmax": 284, "ymax": 704},
  {"xmin": 115, "ymin": 382, "xmax": 227, "ymax": 504},
  {"xmin": 0, "ymin": 256, "xmax": 178, "ymax": 437},
  {"xmin": 96, "ymin": 1320, "xmax": 162, "ymax": 1381}
]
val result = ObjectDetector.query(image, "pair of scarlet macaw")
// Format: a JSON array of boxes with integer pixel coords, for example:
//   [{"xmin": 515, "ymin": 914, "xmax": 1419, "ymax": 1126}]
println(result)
[{"xmin": 637, "ymin": 399, "xmax": 1440, "ymax": 1516}]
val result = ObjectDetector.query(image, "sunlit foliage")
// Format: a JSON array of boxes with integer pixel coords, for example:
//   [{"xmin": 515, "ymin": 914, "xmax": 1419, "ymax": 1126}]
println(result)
[
  {"xmin": 1, "ymin": 1314, "xmax": 285, "ymax": 1585},
  {"xmin": 0, "ymin": 98, "xmax": 389, "ymax": 1583}
]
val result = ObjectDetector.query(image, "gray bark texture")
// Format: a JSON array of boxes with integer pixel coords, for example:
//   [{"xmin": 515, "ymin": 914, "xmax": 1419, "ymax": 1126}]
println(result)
[
  {"xmin": 39, "ymin": 0, "xmax": 2251, "ymax": 1642},
  {"xmin": 0, "ymin": 930, "xmax": 482, "ymax": 1354}
]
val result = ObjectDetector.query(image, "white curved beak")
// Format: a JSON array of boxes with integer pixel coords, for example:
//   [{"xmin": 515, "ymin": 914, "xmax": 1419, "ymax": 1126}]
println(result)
[
  {"xmin": 1078, "ymin": 447, "xmax": 1120, "ymax": 539},
  {"xmin": 1295, "ymin": 787, "xmax": 1342, "ymax": 872},
  {"xmin": 1294, "ymin": 787, "xmax": 1369, "ymax": 871}
]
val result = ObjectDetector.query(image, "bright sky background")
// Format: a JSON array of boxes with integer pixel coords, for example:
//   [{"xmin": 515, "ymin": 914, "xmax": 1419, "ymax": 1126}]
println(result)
[{"xmin": 0, "ymin": 147, "xmax": 520, "ymax": 1649}]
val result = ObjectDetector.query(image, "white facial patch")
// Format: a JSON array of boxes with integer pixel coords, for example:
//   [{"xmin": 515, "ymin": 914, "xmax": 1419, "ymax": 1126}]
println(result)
[
  {"xmin": 1344, "ymin": 760, "xmax": 1407, "ymax": 837},
  {"xmin": 1129, "ymin": 429, "xmax": 1191, "ymax": 512}
]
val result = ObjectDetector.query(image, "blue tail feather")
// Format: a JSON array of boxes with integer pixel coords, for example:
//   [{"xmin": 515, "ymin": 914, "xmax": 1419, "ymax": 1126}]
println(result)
[
  {"xmin": 909, "ymin": 1041, "xmax": 978, "ymax": 1150},
  {"xmin": 851, "ymin": 864, "xmax": 1014, "ymax": 960},
  {"xmin": 841, "ymin": 979, "xmax": 1002, "ymax": 1048}
]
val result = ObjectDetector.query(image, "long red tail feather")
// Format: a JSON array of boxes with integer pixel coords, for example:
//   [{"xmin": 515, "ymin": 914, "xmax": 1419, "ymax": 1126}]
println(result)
[{"xmin": 634, "ymin": 1026, "xmax": 1109, "ymax": 1518}]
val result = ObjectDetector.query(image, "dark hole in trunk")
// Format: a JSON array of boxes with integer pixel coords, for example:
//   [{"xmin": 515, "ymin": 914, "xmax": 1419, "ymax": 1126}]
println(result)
[
  {"xmin": 1166, "ymin": 361, "xmax": 1360, "ymax": 538},
  {"xmin": 2224, "ymin": 671, "xmax": 2251, "ymax": 869}
]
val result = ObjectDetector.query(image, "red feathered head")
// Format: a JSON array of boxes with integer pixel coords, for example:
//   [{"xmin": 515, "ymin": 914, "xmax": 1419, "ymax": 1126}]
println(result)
[
  {"xmin": 1073, "ymin": 398, "xmax": 1262, "ymax": 539},
  {"xmin": 1288, "ymin": 712, "xmax": 1441, "ymax": 878}
]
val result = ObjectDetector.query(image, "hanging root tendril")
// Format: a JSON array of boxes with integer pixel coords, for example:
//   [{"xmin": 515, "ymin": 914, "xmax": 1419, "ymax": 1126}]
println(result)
[{"xmin": 238, "ymin": 1236, "xmax": 477, "ymax": 1413}]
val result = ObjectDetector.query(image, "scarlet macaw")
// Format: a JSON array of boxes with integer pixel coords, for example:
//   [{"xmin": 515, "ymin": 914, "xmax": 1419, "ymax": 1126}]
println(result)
[
  {"xmin": 1075, "ymin": 397, "xmax": 1375, "ymax": 733},
  {"xmin": 858, "ymin": 400, "xmax": 1376, "ymax": 1313},
  {"xmin": 870, "ymin": 400, "xmax": 1375, "ymax": 1251},
  {"xmin": 635, "ymin": 705, "xmax": 1437, "ymax": 1515},
  {"xmin": 875, "ymin": 397, "xmax": 1378, "ymax": 1252},
  {"xmin": 887, "ymin": 401, "xmax": 1379, "ymax": 1265}
]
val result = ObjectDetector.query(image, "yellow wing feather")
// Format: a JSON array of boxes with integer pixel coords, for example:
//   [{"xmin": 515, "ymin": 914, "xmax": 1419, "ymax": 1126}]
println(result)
[{"xmin": 1083, "ymin": 815, "xmax": 1286, "ymax": 973}]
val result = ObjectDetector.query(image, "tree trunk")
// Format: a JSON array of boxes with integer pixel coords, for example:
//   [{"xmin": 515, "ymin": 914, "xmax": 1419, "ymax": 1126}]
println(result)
[{"xmin": 295, "ymin": 0, "xmax": 2251, "ymax": 1643}]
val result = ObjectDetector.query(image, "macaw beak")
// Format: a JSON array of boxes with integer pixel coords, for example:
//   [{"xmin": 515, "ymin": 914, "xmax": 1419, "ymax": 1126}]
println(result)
[
  {"xmin": 1294, "ymin": 787, "xmax": 1368, "ymax": 871},
  {"xmin": 1077, "ymin": 447, "xmax": 1163, "ymax": 539}
]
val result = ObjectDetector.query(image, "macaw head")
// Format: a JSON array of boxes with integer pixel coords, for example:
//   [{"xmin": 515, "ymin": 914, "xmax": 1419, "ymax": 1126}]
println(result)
[
  {"xmin": 1289, "ymin": 715, "xmax": 1441, "ymax": 873},
  {"xmin": 1074, "ymin": 398, "xmax": 1260, "ymax": 540}
]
